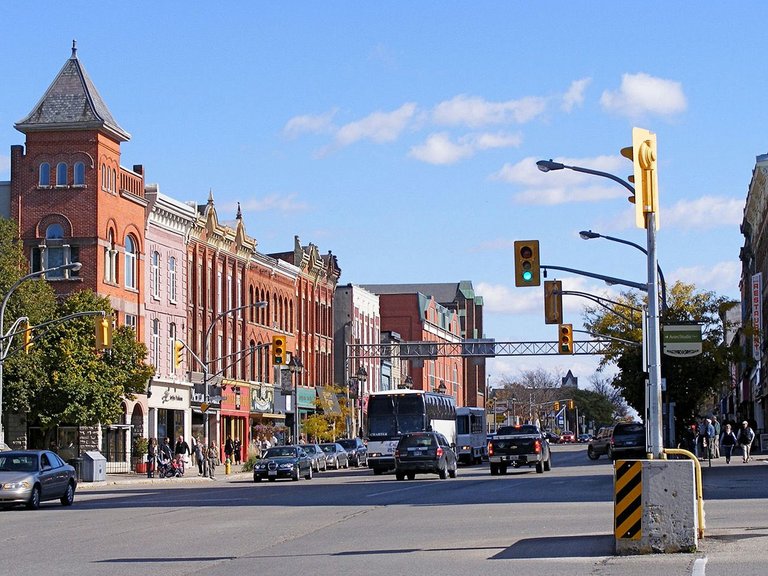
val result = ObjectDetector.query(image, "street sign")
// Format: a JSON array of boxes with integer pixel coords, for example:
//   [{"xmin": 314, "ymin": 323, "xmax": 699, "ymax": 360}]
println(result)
[
  {"xmin": 494, "ymin": 400, "xmax": 508, "ymax": 413},
  {"xmin": 200, "ymin": 402, "xmax": 209, "ymax": 413},
  {"xmin": 662, "ymin": 325, "xmax": 702, "ymax": 357}
]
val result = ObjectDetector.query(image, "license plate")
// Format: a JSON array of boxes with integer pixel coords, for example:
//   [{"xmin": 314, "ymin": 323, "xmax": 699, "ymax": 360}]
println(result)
[{"xmin": 268, "ymin": 470, "xmax": 277, "ymax": 476}]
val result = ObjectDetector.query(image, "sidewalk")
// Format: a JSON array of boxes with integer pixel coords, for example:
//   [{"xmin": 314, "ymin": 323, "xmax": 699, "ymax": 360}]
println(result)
[{"xmin": 77, "ymin": 466, "xmax": 252, "ymax": 490}]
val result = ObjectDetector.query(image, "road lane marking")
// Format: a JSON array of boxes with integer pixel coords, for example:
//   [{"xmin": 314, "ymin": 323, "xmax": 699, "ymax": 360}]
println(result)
[
  {"xmin": 367, "ymin": 484, "xmax": 428, "ymax": 498},
  {"xmin": 692, "ymin": 557, "xmax": 707, "ymax": 576}
]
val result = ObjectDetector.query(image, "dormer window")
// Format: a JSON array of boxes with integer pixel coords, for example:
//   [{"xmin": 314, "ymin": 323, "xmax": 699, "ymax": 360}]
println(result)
[
  {"xmin": 39, "ymin": 163, "xmax": 51, "ymax": 186},
  {"xmin": 56, "ymin": 162, "xmax": 67, "ymax": 187}
]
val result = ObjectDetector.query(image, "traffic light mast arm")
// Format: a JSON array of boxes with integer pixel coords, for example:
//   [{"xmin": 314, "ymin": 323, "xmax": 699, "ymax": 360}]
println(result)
[
  {"xmin": 537, "ymin": 160, "xmax": 635, "ymax": 195},
  {"xmin": 557, "ymin": 289, "xmax": 641, "ymax": 326},
  {"xmin": 541, "ymin": 264, "xmax": 646, "ymax": 291},
  {"xmin": 573, "ymin": 329, "xmax": 642, "ymax": 347}
]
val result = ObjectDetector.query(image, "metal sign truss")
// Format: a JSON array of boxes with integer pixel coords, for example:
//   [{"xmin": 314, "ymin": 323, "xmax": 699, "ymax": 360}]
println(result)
[{"xmin": 347, "ymin": 339, "xmax": 611, "ymax": 359}]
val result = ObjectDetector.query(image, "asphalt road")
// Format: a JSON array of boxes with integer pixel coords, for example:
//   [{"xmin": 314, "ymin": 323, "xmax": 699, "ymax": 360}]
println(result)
[{"xmin": 2, "ymin": 444, "xmax": 767, "ymax": 576}]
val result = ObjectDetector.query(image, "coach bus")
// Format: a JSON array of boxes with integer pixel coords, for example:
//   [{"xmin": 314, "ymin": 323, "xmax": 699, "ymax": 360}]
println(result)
[
  {"xmin": 366, "ymin": 389, "xmax": 456, "ymax": 475},
  {"xmin": 455, "ymin": 406, "xmax": 487, "ymax": 465}
]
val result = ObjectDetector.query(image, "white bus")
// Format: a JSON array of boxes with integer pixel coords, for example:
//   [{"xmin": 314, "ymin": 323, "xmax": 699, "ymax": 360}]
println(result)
[
  {"xmin": 366, "ymin": 389, "xmax": 456, "ymax": 475},
  {"xmin": 455, "ymin": 406, "xmax": 487, "ymax": 464}
]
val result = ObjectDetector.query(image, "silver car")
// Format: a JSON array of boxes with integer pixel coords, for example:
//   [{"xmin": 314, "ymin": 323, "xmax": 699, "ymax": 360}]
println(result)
[
  {"xmin": 319, "ymin": 443, "xmax": 349, "ymax": 469},
  {"xmin": 0, "ymin": 450, "xmax": 77, "ymax": 509},
  {"xmin": 299, "ymin": 444, "xmax": 328, "ymax": 472}
]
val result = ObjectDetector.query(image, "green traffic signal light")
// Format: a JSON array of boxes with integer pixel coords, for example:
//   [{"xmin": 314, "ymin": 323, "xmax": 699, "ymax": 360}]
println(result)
[{"xmin": 514, "ymin": 241, "xmax": 540, "ymax": 287}]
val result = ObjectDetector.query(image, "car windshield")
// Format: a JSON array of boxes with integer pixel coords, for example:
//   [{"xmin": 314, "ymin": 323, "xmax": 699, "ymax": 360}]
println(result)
[
  {"xmin": 0, "ymin": 454, "xmax": 38, "ymax": 472},
  {"xmin": 264, "ymin": 447, "xmax": 296, "ymax": 458},
  {"xmin": 320, "ymin": 444, "xmax": 336, "ymax": 453},
  {"xmin": 337, "ymin": 440, "xmax": 356, "ymax": 449},
  {"xmin": 300, "ymin": 445, "xmax": 317, "ymax": 454}
]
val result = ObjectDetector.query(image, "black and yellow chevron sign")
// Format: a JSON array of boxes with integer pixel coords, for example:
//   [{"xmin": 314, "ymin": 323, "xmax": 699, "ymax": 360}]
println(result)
[{"xmin": 614, "ymin": 460, "xmax": 642, "ymax": 540}]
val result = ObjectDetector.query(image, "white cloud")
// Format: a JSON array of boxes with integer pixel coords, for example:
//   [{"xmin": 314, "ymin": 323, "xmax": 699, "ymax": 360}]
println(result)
[
  {"xmin": 283, "ymin": 110, "xmax": 337, "ymax": 139},
  {"xmin": 432, "ymin": 94, "xmax": 546, "ymax": 128},
  {"xmin": 235, "ymin": 194, "xmax": 309, "ymax": 213},
  {"xmin": 670, "ymin": 261, "xmax": 741, "ymax": 295},
  {"xmin": 335, "ymin": 103, "xmax": 417, "ymax": 147},
  {"xmin": 410, "ymin": 131, "xmax": 522, "ymax": 165},
  {"xmin": 600, "ymin": 73, "xmax": 687, "ymax": 118},
  {"xmin": 476, "ymin": 282, "xmax": 540, "ymax": 314},
  {"xmin": 562, "ymin": 78, "xmax": 591, "ymax": 112},
  {"xmin": 663, "ymin": 196, "xmax": 743, "ymax": 230}
]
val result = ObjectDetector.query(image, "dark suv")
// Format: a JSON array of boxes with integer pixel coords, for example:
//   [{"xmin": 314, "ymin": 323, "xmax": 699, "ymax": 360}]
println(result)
[
  {"xmin": 587, "ymin": 422, "xmax": 646, "ymax": 461},
  {"xmin": 337, "ymin": 438, "xmax": 368, "ymax": 467},
  {"xmin": 394, "ymin": 431, "xmax": 457, "ymax": 480}
]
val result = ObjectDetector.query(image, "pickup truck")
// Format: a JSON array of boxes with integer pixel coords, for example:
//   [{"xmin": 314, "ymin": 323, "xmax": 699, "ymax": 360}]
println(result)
[{"xmin": 488, "ymin": 424, "xmax": 552, "ymax": 474}]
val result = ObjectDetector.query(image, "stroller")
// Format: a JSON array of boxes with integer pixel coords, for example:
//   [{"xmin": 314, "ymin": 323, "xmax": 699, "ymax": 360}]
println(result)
[{"xmin": 158, "ymin": 456, "xmax": 183, "ymax": 478}]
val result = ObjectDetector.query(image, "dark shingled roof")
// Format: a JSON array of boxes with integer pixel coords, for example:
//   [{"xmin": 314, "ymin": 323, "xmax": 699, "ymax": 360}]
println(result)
[{"xmin": 15, "ymin": 42, "xmax": 130, "ymax": 142}]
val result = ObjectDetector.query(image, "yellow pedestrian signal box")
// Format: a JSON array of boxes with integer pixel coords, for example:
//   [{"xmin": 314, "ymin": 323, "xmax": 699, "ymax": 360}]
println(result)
[
  {"xmin": 553, "ymin": 401, "xmax": 560, "ymax": 412},
  {"xmin": 544, "ymin": 280, "xmax": 563, "ymax": 324},
  {"xmin": 173, "ymin": 339, "xmax": 184, "ymax": 370},
  {"xmin": 272, "ymin": 335, "xmax": 286, "ymax": 365},
  {"xmin": 514, "ymin": 240, "xmax": 540, "ymax": 287},
  {"xmin": 95, "ymin": 316, "xmax": 112, "ymax": 349},
  {"xmin": 621, "ymin": 127, "xmax": 659, "ymax": 230},
  {"xmin": 558, "ymin": 323, "xmax": 573, "ymax": 355},
  {"xmin": 568, "ymin": 399, "xmax": 574, "ymax": 410}
]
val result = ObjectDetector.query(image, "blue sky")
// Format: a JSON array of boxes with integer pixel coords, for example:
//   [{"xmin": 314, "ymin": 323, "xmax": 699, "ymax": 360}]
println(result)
[{"xmin": 0, "ymin": 3, "xmax": 760, "ymax": 388}]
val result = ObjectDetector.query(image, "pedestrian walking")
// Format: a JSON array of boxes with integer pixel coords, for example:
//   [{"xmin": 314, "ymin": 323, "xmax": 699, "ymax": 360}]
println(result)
[
  {"xmin": 174, "ymin": 435, "xmax": 190, "ymax": 475},
  {"xmin": 720, "ymin": 424, "xmax": 738, "ymax": 464},
  {"xmin": 233, "ymin": 438, "xmax": 242, "ymax": 465},
  {"xmin": 712, "ymin": 416, "xmax": 721, "ymax": 458},
  {"xmin": 738, "ymin": 420, "xmax": 756, "ymax": 463},
  {"xmin": 193, "ymin": 436, "xmax": 204, "ymax": 476},
  {"xmin": 207, "ymin": 441, "xmax": 219, "ymax": 479},
  {"xmin": 147, "ymin": 437, "xmax": 157, "ymax": 478},
  {"xmin": 224, "ymin": 435, "xmax": 234, "ymax": 464}
]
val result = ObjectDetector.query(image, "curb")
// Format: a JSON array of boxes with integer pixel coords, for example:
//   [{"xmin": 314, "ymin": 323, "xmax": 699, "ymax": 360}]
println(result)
[{"xmin": 77, "ymin": 471, "xmax": 252, "ymax": 489}]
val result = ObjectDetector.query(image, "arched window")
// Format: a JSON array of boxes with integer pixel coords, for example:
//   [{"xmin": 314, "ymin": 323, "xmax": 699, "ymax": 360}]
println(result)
[
  {"xmin": 39, "ymin": 163, "xmax": 50, "ymax": 186},
  {"xmin": 125, "ymin": 235, "xmax": 137, "ymax": 289},
  {"xmin": 56, "ymin": 162, "xmax": 67, "ymax": 187},
  {"xmin": 74, "ymin": 162, "xmax": 85, "ymax": 186},
  {"xmin": 45, "ymin": 223, "xmax": 65, "ymax": 277},
  {"xmin": 104, "ymin": 229, "xmax": 117, "ymax": 283},
  {"xmin": 169, "ymin": 256, "xmax": 177, "ymax": 303},
  {"xmin": 151, "ymin": 251, "xmax": 160, "ymax": 299}
]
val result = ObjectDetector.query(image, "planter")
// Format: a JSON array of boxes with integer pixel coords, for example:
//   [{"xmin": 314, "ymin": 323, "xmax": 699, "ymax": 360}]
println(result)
[{"xmin": 134, "ymin": 461, "xmax": 147, "ymax": 474}]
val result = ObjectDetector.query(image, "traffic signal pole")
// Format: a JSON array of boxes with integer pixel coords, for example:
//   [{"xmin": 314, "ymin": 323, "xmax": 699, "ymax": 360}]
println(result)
[{"xmin": 646, "ymin": 211, "xmax": 664, "ymax": 458}]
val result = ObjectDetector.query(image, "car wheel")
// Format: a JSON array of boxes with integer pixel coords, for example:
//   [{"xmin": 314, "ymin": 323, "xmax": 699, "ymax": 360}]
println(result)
[
  {"xmin": 439, "ymin": 463, "xmax": 448, "ymax": 479},
  {"xmin": 254, "ymin": 476, "xmax": 262, "ymax": 482},
  {"xmin": 536, "ymin": 461, "xmax": 544, "ymax": 474},
  {"xmin": 500, "ymin": 465, "xmax": 508, "ymax": 475},
  {"xmin": 27, "ymin": 485, "xmax": 41, "ymax": 510},
  {"xmin": 305, "ymin": 466, "xmax": 313, "ymax": 480},
  {"xmin": 607, "ymin": 447, "xmax": 615, "ymax": 461},
  {"xmin": 587, "ymin": 446, "xmax": 599, "ymax": 460},
  {"xmin": 489, "ymin": 464, "xmax": 498, "ymax": 475},
  {"xmin": 544, "ymin": 456, "xmax": 551, "ymax": 472},
  {"xmin": 407, "ymin": 472, "xmax": 416, "ymax": 480},
  {"xmin": 60, "ymin": 482, "xmax": 75, "ymax": 506},
  {"xmin": 396, "ymin": 471, "xmax": 405, "ymax": 481},
  {"xmin": 449, "ymin": 464, "xmax": 457, "ymax": 478},
  {"xmin": 292, "ymin": 467, "xmax": 300, "ymax": 481}
]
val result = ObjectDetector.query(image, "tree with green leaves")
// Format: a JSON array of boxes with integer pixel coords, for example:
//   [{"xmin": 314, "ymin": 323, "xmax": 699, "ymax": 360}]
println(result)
[{"xmin": 582, "ymin": 281, "xmax": 738, "ymax": 442}]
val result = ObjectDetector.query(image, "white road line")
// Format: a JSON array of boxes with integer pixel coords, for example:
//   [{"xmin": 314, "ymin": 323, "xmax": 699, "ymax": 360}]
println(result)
[
  {"xmin": 367, "ymin": 484, "xmax": 428, "ymax": 498},
  {"xmin": 692, "ymin": 557, "xmax": 707, "ymax": 576}
]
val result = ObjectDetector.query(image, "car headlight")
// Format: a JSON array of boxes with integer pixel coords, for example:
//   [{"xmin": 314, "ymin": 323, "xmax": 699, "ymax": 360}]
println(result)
[
  {"xmin": 254, "ymin": 464, "xmax": 266, "ymax": 470},
  {"xmin": 3, "ymin": 480, "xmax": 31, "ymax": 490},
  {"xmin": 278, "ymin": 463, "xmax": 293, "ymax": 469}
]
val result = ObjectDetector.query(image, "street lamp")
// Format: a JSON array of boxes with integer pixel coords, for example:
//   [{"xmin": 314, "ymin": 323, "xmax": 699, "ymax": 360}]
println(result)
[
  {"xmin": 436, "ymin": 379, "xmax": 446, "ymax": 394},
  {"xmin": 538, "ymin": 157, "xmax": 663, "ymax": 458},
  {"xmin": 288, "ymin": 355, "xmax": 303, "ymax": 444},
  {"xmin": 355, "ymin": 366, "xmax": 367, "ymax": 438},
  {"xmin": 201, "ymin": 301, "xmax": 267, "ymax": 448},
  {"xmin": 579, "ymin": 229, "xmax": 668, "ymax": 311},
  {"xmin": 0, "ymin": 262, "xmax": 83, "ymax": 445},
  {"xmin": 402, "ymin": 375, "xmax": 413, "ymax": 389}
]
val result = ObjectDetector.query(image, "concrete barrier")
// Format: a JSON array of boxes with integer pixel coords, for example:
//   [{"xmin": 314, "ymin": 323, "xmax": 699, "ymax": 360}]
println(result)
[{"xmin": 614, "ymin": 459, "xmax": 698, "ymax": 554}]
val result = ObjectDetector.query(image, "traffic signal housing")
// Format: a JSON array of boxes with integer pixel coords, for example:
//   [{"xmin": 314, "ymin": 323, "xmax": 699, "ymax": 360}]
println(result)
[
  {"xmin": 553, "ymin": 401, "xmax": 560, "ymax": 412},
  {"xmin": 544, "ymin": 280, "xmax": 563, "ymax": 324},
  {"xmin": 22, "ymin": 321, "xmax": 33, "ymax": 353},
  {"xmin": 173, "ymin": 339, "xmax": 184, "ymax": 370},
  {"xmin": 621, "ymin": 127, "xmax": 659, "ymax": 230},
  {"xmin": 558, "ymin": 323, "xmax": 573, "ymax": 355},
  {"xmin": 272, "ymin": 335, "xmax": 286, "ymax": 365},
  {"xmin": 514, "ymin": 240, "xmax": 540, "ymax": 287},
  {"xmin": 568, "ymin": 399, "xmax": 574, "ymax": 410},
  {"xmin": 95, "ymin": 316, "xmax": 112, "ymax": 349}
]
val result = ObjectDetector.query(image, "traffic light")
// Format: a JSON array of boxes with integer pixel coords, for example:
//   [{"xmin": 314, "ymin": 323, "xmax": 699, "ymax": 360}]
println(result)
[
  {"xmin": 558, "ymin": 323, "xmax": 573, "ymax": 355},
  {"xmin": 553, "ymin": 401, "xmax": 560, "ymax": 412},
  {"xmin": 621, "ymin": 127, "xmax": 659, "ymax": 230},
  {"xmin": 22, "ymin": 321, "xmax": 33, "ymax": 353},
  {"xmin": 95, "ymin": 316, "xmax": 112, "ymax": 349},
  {"xmin": 173, "ymin": 339, "xmax": 184, "ymax": 370},
  {"xmin": 272, "ymin": 335, "xmax": 286, "ymax": 365},
  {"xmin": 544, "ymin": 280, "xmax": 563, "ymax": 324},
  {"xmin": 514, "ymin": 240, "xmax": 540, "ymax": 287},
  {"xmin": 568, "ymin": 399, "xmax": 574, "ymax": 410}
]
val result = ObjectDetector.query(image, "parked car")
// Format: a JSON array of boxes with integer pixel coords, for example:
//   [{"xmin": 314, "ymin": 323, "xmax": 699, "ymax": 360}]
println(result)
[
  {"xmin": 0, "ymin": 450, "xmax": 77, "ymax": 509},
  {"xmin": 543, "ymin": 431, "xmax": 561, "ymax": 444},
  {"xmin": 577, "ymin": 433, "xmax": 593, "ymax": 443},
  {"xmin": 559, "ymin": 431, "xmax": 576, "ymax": 443},
  {"xmin": 299, "ymin": 444, "xmax": 327, "ymax": 472},
  {"xmin": 319, "ymin": 443, "xmax": 350, "ymax": 469},
  {"xmin": 337, "ymin": 438, "xmax": 368, "ymax": 467},
  {"xmin": 394, "ymin": 431, "xmax": 458, "ymax": 480},
  {"xmin": 587, "ymin": 423, "xmax": 646, "ymax": 461},
  {"xmin": 253, "ymin": 446, "xmax": 313, "ymax": 482}
]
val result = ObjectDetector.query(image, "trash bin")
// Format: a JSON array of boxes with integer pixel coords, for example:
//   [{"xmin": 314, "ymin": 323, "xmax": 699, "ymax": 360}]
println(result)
[
  {"xmin": 81, "ymin": 451, "xmax": 107, "ymax": 482},
  {"xmin": 67, "ymin": 458, "xmax": 83, "ymax": 481}
]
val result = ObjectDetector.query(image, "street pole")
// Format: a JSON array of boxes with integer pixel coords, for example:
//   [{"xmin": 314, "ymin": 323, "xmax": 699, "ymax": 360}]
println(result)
[
  {"xmin": 646, "ymin": 212, "xmax": 663, "ymax": 458},
  {"xmin": 0, "ymin": 262, "xmax": 81, "ymax": 446}
]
